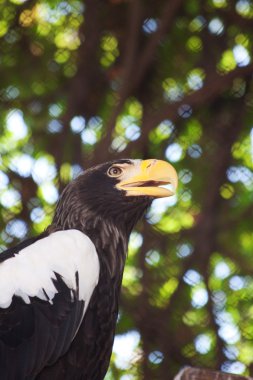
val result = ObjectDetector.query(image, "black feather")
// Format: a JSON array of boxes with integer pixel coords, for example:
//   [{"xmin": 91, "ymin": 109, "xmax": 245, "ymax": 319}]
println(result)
[{"xmin": 0, "ymin": 160, "xmax": 151, "ymax": 380}]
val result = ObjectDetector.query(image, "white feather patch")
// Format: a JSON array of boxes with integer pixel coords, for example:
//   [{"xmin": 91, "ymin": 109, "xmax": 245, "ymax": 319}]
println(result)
[{"xmin": 0, "ymin": 230, "xmax": 100, "ymax": 309}]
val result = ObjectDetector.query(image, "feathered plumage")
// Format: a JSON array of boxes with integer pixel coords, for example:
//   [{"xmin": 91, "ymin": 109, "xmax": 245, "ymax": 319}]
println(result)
[{"xmin": 0, "ymin": 159, "xmax": 177, "ymax": 380}]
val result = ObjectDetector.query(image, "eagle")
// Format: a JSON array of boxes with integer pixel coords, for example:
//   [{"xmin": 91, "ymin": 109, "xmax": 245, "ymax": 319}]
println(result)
[{"xmin": 0, "ymin": 158, "xmax": 178, "ymax": 380}]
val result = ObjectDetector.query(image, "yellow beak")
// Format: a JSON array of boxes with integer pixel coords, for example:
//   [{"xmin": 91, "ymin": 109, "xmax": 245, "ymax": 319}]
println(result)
[{"xmin": 116, "ymin": 159, "xmax": 178, "ymax": 198}]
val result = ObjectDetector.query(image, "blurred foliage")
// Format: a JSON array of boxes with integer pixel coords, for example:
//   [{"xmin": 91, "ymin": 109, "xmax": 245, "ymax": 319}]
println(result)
[{"xmin": 1, "ymin": 0, "xmax": 253, "ymax": 379}]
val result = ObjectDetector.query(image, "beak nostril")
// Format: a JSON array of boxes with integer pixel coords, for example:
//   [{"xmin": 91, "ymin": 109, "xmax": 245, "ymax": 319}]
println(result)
[{"xmin": 147, "ymin": 160, "xmax": 157, "ymax": 169}]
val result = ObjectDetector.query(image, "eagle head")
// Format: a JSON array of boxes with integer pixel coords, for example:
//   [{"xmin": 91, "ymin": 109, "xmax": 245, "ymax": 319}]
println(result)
[{"xmin": 52, "ymin": 158, "xmax": 178, "ymax": 235}]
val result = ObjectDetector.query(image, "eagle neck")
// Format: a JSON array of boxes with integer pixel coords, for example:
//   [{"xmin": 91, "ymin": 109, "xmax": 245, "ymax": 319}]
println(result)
[
  {"xmin": 50, "ymin": 190, "xmax": 150, "ymax": 278},
  {"xmin": 50, "ymin": 207, "xmax": 129, "ymax": 279},
  {"xmin": 81, "ymin": 213, "xmax": 128, "ymax": 279}
]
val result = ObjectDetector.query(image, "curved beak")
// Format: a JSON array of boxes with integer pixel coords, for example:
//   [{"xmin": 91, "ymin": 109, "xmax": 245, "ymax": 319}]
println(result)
[{"xmin": 116, "ymin": 159, "xmax": 178, "ymax": 198}]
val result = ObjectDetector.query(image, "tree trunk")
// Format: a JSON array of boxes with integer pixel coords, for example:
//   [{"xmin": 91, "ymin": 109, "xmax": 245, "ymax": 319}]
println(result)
[{"xmin": 174, "ymin": 367, "xmax": 253, "ymax": 380}]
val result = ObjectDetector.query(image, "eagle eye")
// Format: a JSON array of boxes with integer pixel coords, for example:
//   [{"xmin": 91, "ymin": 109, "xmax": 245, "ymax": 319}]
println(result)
[{"xmin": 107, "ymin": 166, "xmax": 123, "ymax": 177}]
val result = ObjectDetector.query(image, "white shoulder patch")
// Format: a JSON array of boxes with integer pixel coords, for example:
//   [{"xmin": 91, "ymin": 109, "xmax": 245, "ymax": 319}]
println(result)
[{"xmin": 0, "ymin": 230, "xmax": 100, "ymax": 309}]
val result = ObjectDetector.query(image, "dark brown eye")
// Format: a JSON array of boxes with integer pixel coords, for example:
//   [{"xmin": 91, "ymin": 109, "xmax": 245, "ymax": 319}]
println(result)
[{"xmin": 107, "ymin": 166, "xmax": 123, "ymax": 177}]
